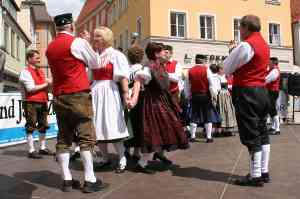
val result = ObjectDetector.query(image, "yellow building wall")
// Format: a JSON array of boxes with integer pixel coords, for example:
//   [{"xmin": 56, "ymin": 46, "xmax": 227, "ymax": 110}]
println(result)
[
  {"xmin": 109, "ymin": 0, "xmax": 151, "ymax": 43},
  {"xmin": 149, "ymin": 0, "xmax": 293, "ymax": 47}
]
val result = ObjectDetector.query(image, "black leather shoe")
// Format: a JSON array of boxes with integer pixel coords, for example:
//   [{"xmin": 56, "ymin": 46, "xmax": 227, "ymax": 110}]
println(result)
[
  {"xmin": 115, "ymin": 165, "xmax": 126, "ymax": 174},
  {"xmin": 39, "ymin": 149, "xmax": 54, "ymax": 156},
  {"xmin": 135, "ymin": 164, "xmax": 156, "ymax": 174},
  {"xmin": 233, "ymin": 175, "xmax": 264, "ymax": 187},
  {"xmin": 262, "ymin": 172, "xmax": 271, "ymax": 183},
  {"xmin": 28, "ymin": 151, "xmax": 43, "ymax": 159},
  {"xmin": 70, "ymin": 151, "xmax": 81, "ymax": 161},
  {"xmin": 82, "ymin": 179, "xmax": 109, "ymax": 193},
  {"xmin": 153, "ymin": 152, "xmax": 173, "ymax": 165},
  {"xmin": 62, "ymin": 179, "xmax": 81, "ymax": 192},
  {"xmin": 206, "ymin": 138, "xmax": 214, "ymax": 143}
]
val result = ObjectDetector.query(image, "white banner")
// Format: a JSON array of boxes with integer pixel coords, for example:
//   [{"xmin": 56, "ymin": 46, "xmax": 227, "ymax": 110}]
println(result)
[{"xmin": 0, "ymin": 93, "xmax": 58, "ymax": 147}]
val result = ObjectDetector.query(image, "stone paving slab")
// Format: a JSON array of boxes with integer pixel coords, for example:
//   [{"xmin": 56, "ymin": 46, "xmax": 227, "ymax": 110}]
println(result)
[{"xmin": 0, "ymin": 125, "xmax": 299, "ymax": 199}]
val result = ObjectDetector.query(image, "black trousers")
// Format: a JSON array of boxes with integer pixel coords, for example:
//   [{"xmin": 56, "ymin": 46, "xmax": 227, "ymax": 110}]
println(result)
[
  {"xmin": 268, "ymin": 90, "xmax": 279, "ymax": 117},
  {"xmin": 232, "ymin": 87, "xmax": 270, "ymax": 153}
]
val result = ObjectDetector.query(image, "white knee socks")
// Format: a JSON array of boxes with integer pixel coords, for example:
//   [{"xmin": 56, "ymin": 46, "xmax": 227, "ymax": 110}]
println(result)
[
  {"xmin": 190, "ymin": 123, "xmax": 197, "ymax": 139},
  {"xmin": 250, "ymin": 151, "xmax": 262, "ymax": 178},
  {"xmin": 261, "ymin": 144, "xmax": 271, "ymax": 174},
  {"xmin": 273, "ymin": 115, "xmax": 280, "ymax": 132},
  {"xmin": 39, "ymin": 134, "xmax": 46, "ymax": 150},
  {"xmin": 27, "ymin": 134, "xmax": 35, "ymax": 153},
  {"xmin": 81, "ymin": 151, "xmax": 97, "ymax": 183},
  {"xmin": 205, "ymin": 123, "xmax": 213, "ymax": 139},
  {"xmin": 114, "ymin": 142, "xmax": 127, "ymax": 169},
  {"xmin": 138, "ymin": 153, "xmax": 152, "ymax": 168},
  {"xmin": 57, "ymin": 153, "xmax": 72, "ymax": 181}
]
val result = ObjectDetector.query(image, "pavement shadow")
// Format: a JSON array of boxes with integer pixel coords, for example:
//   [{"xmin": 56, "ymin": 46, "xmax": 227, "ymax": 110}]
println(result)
[
  {"xmin": 14, "ymin": 170, "xmax": 61, "ymax": 190},
  {"xmin": 170, "ymin": 166, "xmax": 242, "ymax": 183},
  {"xmin": 0, "ymin": 174, "xmax": 37, "ymax": 199},
  {"xmin": 2, "ymin": 150, "xmax": 28, "ymax": 158}
]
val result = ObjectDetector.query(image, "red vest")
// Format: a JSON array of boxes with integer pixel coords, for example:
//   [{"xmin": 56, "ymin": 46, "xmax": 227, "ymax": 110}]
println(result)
[
  {"xmin": 233, "ymin": 32, "xmax": 270, "ymax": 87},
  {"xmin": 92, "ymin": 63, "xmax": 113, "ymax": 80},
  {"xmin": 189, "ymin": 65, "xmax": 209, "ymax": 94},
  {"xmin": 25, "ymin": 66, "xmax": 48, "ymax": 103},
  {"xmin": 266, "ymin": 66, "xmax": 280, "ymax": 91},
  {"xmin": 166, "ymin": 60, "xmax": 179, "ymax": 93},
  {"xmin": 46, "ymin": 33, "xmax": 90, "ymax": 96}
]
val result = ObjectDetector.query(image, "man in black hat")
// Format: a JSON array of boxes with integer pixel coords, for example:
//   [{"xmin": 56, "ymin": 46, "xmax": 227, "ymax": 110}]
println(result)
[
  {"xmin": 186, "ymin": 54, "xmax": 215, "ymax": 143},
  {"xmin": 46, "ymin": 13, "xmax": 108, "ymax": 193}
]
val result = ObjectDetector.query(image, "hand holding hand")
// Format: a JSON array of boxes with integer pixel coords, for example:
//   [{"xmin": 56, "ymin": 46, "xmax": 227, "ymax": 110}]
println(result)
[{"xmin": 79, "ymin": 30, "xmax": 91, "ymax": 42}]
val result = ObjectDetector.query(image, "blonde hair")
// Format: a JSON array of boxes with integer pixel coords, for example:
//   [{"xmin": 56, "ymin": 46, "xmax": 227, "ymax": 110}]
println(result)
[{"xmin": 94, "ymin": 26, "xmax": 114, "ymax": 47}]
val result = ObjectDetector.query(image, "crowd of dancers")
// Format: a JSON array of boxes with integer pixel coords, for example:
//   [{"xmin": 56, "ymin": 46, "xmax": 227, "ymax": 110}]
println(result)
[{"xmin": 18, "ymin": 13, "xmax": 281, "ymax": 193}]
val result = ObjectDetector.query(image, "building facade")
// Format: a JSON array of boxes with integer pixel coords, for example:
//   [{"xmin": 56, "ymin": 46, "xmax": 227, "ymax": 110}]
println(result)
[
  {"xmin": 77, "ymin": 0, "xmax": 294, "ymax": 70},
  {"xmin": 16, "ymin": 0, "xmax": 55, "ymax": 77},
  {"xmin": 292, "ymin": 0, "xmax": 300, "ymax": 66},
  {"xmin": 0, "ymin": 0, "xmax": 31, "ymax": 92}
]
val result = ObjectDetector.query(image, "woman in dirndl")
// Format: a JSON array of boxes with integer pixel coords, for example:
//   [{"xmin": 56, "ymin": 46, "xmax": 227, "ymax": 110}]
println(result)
[
  {"xmin": 217, "ymin": 65, "xmax": 237, "ymax": 136},
  {"xmin": 127, "ymin": 42, "xmax": 189, "ymax": 173},
  {"xmin": 91, "ymin": 27, "xmax": 130, "ymax": 173}
]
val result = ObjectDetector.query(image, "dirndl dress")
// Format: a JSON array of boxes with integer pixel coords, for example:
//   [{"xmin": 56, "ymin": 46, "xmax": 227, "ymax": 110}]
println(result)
[
  {"xmin": 91, "ymin": 47, "xmax": 130, "ymax": 142},
  {"xmin": 126, "ymin": 62, "xmax": 189, "ymax": 153}
]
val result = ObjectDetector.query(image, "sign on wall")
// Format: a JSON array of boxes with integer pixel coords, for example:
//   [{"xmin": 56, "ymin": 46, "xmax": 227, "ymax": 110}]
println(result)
[{"xmin": 0, "ymin": 93, "xmax": 58, "ymax": 147}]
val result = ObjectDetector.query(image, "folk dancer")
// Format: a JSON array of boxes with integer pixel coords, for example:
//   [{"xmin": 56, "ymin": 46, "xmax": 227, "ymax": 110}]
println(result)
[
  {"xmin": 224, "ymin": 15, "xmax": 271, "ymax": 186},
  {"xmin": 46, "ymin": 13, "xmax": 109, "ymax": 193},
  {"xmin": 186, "ymin": 54, "xmax": 216, "ymax": 143},
  {"xmin": 129, "ymin": 42, "xmax": 190, "ymax": 172},
  {"xmin": 19, "ymin": 50, "xmax": 54, "ymax": 159},
  {"xmin": 91, "ymin": 27, "xmax": 130, "ymax": 174},
  {"xmin": 266, "ymin": 57, "xmax": 281, "ymax": 135}
]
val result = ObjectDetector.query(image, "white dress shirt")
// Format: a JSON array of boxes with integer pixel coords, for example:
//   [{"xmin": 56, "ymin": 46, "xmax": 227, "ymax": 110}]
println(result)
[
  {"xmin": 265, "ymin": 68, "xmax": 280, "ymax": 84},
  {"xmin": 167, "ymin": 58, "xmax": 182, "ymax": 83},
  {"xmin": 59, "ymin": 31, "xmax": 101, "ymax": 69},
  {"xmin": 223, "ymin": 42, "xmax": 255, "ymax": 75}
]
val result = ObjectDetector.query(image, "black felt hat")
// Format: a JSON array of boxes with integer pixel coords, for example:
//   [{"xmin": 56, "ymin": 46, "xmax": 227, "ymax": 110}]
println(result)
[{"xmin": 54, "ymin": 13, "xmax": 73, "ymax": 26}]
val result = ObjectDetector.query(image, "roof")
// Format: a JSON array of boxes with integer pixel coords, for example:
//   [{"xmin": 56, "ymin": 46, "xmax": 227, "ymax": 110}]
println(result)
[
  {"xmin": 291, "ymin": 0, "xmax": 300, "ymax": 22},
  {"xmin": 31, "ymin": 4, "xmax": 52, "ymax": 22},
  {"xmin": 76, "ymin": 0, "xmax": 105, "ymax": 24}
]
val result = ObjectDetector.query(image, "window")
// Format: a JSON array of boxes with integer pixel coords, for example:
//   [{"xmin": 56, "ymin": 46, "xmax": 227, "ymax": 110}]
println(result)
[
  {"xmin": 170, "ymin": 12, "xmax": 186, "ymax": 37},
  {"xmin": 124, "ymin": 30, "xmax": 129, "ymax": 49},
  {"xmin": 89, "ymin": 20, "xmax": 93, "ymax": 33},
  {"xmin": 233, "ymin": 18, "xmax": 241, "ymax": 42},
  {"xmin": 112, "ymin": 4, "xmax": 117, "ymax": 21},
  {"xmin": 124, "ymin": 0, "xmax": 128, "ymax": 9},
  {"xmin": 16, "ymin": 36, "xmax": 20, "ymax": 60},
  {"xmin": 96, "ymin": 13, "xmax": 100, "ymax": 27},
  {"xmin": 269, "ymin": 23, "xmax": 281, "ymax": 45},
  {"xmin": 265, "ymin": 0, "xmax": 280, "ymax": 5},
  {"xmin": 137, "ymin": 17, "xmax": 142, "ymax": 39},
  {"xmin": 4, "ymin": 23, "xmax": 9, "ymax": 52},
  {"xmin": 200, "ymin": 15, "xmax": 215, "ymax": 40},
  {"xmin": 107, "ymin": 10, "xmax": 113, "ymax": 26},
  {"xmin": 11, "ymin": 31, "xmax": 15, "ymax": 57},
  {"xmin": 119, "ymin": 34, "xmax": 123, "ymax": 49},
  {"xmin": 101, "ymin": 11, "xmax": 106, "ymax": 26}
]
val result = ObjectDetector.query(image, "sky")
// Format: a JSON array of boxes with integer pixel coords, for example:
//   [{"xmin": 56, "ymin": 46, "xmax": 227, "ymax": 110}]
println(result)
[{"xmin": 47, "ymin": 0, "xmax": 86, "ymax": 20}]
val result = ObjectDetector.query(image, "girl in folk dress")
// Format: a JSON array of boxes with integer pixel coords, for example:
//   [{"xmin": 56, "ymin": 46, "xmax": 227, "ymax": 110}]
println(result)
[
  {"xmin": 124, "ymin": 45, "xmax": 145, "ymax": 162},
  {"xmin": 91, "ymin": 27, "xmax": 130, "ymax": 173}
]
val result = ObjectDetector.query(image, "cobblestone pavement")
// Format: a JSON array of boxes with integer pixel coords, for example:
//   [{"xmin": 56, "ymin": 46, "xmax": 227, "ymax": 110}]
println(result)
[{"xmin": 0, "ymin": 124, "xmax": 299, "ymax": 199}]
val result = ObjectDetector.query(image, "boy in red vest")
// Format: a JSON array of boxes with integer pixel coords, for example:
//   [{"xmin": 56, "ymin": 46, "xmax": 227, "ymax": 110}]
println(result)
[
  {"xmin": 224, "ymin": 15, "xmax": 271, "ymax": 187},
  {"xmin": 19, "ymin": 50, "xmax": 53, "ymax": 159},
  {"xmin": 164, "ymin": 45, "xmax": 182, "ymax": 102},
  {"xmin": 46, "ymin": 13, "xmax": 108, "ymax": 193},
  {"xmin": 266, "ymin": 57, "xmax": 281, "ymax": 135}
]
